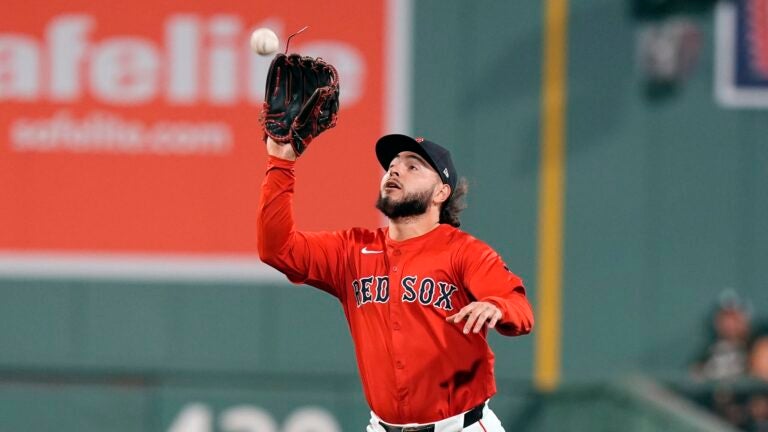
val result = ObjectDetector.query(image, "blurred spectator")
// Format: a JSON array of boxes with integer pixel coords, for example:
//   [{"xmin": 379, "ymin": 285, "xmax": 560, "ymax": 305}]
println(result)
[
  {"xmin": 747, "ymin": 394, "xmax": 768, "ymax": 432},
  {"xmin": 685, "ymin": 292, "xmax": 768, "ymax": 431},
  {"xmin": 711, "ymin": 386, "xmax": 749, "ymax": 429},
  {"xmin": 750, "ymin": 331, "xmax": 768, "ymax": 381},
  {"xmin": 691, "ymin": 291, "xmax": 752, "ymax": 381}
]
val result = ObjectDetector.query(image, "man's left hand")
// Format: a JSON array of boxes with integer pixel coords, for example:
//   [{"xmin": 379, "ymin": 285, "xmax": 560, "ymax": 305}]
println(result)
[{"xmin": 446, "ymin": 302, "xmax": 503, "ymax": 334}]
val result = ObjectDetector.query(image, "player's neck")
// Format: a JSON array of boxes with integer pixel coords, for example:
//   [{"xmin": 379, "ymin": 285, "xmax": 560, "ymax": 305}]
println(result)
[{"xmin": 387, "ymin": 211, "xmax": 440, "ymax": 241}]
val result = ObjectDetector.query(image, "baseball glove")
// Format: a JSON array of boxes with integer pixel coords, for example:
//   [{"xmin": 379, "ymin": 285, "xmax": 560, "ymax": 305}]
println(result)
[{"xmin": 261, "ymin": 53, "xmax": 340, "ymax": 155}]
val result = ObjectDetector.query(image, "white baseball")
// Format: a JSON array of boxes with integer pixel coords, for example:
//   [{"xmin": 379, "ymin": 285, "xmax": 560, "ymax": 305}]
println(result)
[{"xmin": 250, "ymin": 28, "xmax": 279, "ymax": 56}]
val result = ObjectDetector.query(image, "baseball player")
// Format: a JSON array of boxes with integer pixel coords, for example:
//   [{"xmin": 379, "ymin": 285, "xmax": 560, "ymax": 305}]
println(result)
[{"xmin": 257, "ymin": 54, "xmax": 534, "ymax": 431}]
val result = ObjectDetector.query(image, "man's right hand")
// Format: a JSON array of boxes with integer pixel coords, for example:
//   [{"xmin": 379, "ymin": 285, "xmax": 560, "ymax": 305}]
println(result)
[{"xmin": 266, "ymin": 137, "xmax": 298, "ymax": 161}]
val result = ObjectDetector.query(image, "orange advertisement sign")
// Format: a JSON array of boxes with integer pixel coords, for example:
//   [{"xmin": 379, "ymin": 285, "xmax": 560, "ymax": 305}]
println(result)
[{"xmin": 0, "ymin": 0, "xmax": 403, "ymax": 268}]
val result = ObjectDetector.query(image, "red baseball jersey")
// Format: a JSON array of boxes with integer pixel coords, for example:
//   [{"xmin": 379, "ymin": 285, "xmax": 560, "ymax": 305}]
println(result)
[{"xmin": 257, "ymin": 156, "xmax": 534, "ymax": 424}]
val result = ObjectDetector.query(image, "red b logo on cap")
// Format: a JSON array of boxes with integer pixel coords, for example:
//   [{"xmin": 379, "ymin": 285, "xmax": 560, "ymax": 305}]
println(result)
[{"xmin": 415, "ymin": 137, "xmax": 424, "ymax": 143}]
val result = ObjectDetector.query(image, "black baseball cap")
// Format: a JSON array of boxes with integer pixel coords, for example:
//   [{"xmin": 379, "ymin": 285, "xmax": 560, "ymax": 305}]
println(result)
[{"xmin": 375, "ymin": 134, "xmax": 458, "ymax": 192}]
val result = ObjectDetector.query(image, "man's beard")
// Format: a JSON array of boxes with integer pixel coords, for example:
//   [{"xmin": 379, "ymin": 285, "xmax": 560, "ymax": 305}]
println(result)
[{"xmin": 375, "ymin": 188, "xmax": 433, "ymax": 220}]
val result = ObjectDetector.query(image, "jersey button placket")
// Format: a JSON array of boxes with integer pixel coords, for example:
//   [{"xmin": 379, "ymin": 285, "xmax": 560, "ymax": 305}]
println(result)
[
  {"xmin": 388, "ymin": 247, "xmax": 408, "ymax": 404},
  {"xmin": 389, "ymin": 249, "xmax": 401, "ymax": 289},
  {"xmin": 391, "ymin": 249, "xmax": 401, "ymax": 273}
]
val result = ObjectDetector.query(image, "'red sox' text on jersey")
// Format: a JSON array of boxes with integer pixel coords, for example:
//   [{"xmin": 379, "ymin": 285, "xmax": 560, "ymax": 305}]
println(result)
[{"xmin": 257, "ymin": 156, "xmax": 534, "ymax": 425}]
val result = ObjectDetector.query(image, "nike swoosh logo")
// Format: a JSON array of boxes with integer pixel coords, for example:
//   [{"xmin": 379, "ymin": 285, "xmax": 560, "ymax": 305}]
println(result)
[{"xmin": 361, "ymin": 247, "xmax": 384, "ymax": 254}]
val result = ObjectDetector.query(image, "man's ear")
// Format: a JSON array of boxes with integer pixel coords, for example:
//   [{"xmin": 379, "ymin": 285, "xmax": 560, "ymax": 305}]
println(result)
[{"xmin": 434, "ymin": 183, "xmax": 451, "ymax": 204}]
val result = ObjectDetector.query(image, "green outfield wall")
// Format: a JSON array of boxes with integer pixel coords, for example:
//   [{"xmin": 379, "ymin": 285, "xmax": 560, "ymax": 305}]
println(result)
[{"xmin": 413, "ymin": 0, "xmax": 768, "ymax": 382}]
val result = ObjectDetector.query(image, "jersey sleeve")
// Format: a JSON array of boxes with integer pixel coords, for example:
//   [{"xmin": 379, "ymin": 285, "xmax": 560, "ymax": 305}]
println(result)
[
  {"xmin": 457, "ymin": 239, "xmax": 534, "ymax": 336},
  {"xmin": 257, "ymin": 156, "xmax": 346, "ymax": 298}
]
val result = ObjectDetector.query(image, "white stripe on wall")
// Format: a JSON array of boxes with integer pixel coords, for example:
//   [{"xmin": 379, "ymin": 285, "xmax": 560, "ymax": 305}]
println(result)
[{"xmin": 0, "ymin": 251, "xmax": 286, "ymax": 282}]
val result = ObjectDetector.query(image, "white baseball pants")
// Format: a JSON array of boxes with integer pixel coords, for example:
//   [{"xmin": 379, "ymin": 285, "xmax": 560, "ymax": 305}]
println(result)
[{"xmin": 366, "ymin": 401, "xmax": 505, "ymax": 432}]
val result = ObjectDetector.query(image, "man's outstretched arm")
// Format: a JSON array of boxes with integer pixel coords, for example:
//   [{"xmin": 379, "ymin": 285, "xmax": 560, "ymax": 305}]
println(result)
[
  {"xmin": 447, "ymin": 239, "xmax": 534, "ymax": 336},
  {"xmin": 257, "ymin": 137, "xmax": 344, "ymax": 297}
]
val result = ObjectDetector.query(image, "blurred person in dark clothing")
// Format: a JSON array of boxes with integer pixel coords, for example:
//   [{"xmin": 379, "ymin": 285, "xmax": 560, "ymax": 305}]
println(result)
[
  {"xmin": 691, "ymin": 291, "xmax": 752, "ymax": 381},
  {"xmin": 747, "ymin": 394, "xmax": 768, "ymax": 432}
]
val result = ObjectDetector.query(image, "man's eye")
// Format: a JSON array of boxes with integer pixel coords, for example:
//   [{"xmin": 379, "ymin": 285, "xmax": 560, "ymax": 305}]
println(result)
[{"xmin": 409, "ymin": 165, "xmax": 418, "ymax": 170}]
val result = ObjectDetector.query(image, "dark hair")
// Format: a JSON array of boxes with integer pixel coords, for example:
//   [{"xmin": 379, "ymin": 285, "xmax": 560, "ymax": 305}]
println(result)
[{"xmin": 439, "ymin": 177, "xmax": 468, "ymax": 227}]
